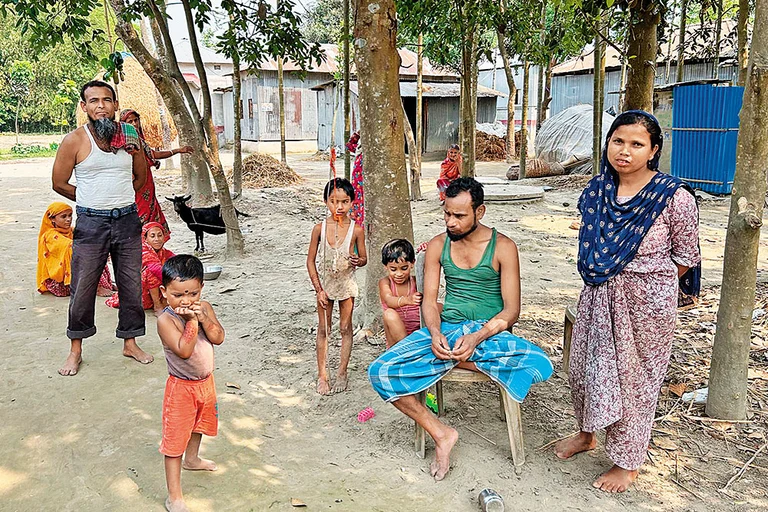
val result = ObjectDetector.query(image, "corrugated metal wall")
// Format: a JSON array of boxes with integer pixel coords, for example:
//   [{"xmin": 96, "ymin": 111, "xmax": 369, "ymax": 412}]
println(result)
[
  {"xmin": 240, "ymin": 71, "xmax": 328, "ymax": 141},
  {"xmin": 550, "ymin": 62, "xmax": 739, "ymax": 116},
  {"xmin": 315, "ymin": 84, "xmax": 361, "ymax": 150},
  {"xmin": 671, "ymin": 84, "xmax": 743, "ymax": 194},
  {"xmin": 478, "ymin": 66, "xmax": 540, "ymax": 123}
]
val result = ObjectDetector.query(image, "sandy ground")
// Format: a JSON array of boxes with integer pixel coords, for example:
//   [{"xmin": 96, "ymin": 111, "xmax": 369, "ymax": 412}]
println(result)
[{"xmin": 1, "ymin": 151, "xmax": 767, "ymax": 512}]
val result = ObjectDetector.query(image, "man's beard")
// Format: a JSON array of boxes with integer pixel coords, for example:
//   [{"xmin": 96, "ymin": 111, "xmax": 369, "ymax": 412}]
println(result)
[
  {"xmin": 88, "ymin": 116, "xmax": 117, "ymax": 142},
  {"xmin": 446, "ymin": 219, "xmax": 478, "ymax": 241}
]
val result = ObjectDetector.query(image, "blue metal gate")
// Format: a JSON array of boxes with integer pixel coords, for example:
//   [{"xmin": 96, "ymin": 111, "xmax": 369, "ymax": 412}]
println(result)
[{"xmin": 670, "ymin": 84, "xmax": 744, "ymax": 195}]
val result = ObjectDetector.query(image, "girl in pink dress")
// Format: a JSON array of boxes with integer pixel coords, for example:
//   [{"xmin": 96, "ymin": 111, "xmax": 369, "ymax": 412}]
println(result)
[{"xmin": 554, "ymin": 111, "xmax": 700, "ymax": 493}]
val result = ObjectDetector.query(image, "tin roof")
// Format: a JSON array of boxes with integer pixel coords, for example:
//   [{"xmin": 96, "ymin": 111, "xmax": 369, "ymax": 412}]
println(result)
[
  {"xmin": 552, "ymin": 21, "xmax": 738, "ymax": 76},
  {"xmin": 312, "ymin": 80, "xmax": 504, "ymax": 98}
]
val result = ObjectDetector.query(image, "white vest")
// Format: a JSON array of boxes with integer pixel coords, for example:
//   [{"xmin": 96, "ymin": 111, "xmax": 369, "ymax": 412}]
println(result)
[{"xmin": 74, "ymin": 125, "xmax": 135, "ymax": 209}]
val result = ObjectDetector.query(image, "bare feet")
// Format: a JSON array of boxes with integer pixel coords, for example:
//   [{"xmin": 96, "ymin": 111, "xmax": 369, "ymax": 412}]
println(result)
[
  {"xmin": 58, "ymin": 351, "xmax": 82, "ymax": 376},
  {"xmin": 331, "ymin": 373, "xmax": 348, "ymax": 394},
  {"xmin": 554, "ymin": 431, "xmax": 597, "ymax": 460},
  {"xmin": 429, "ymin": 425, "xmax": 459, "ymax": 481},
  {"xmin": 165, "ymin": 497, "xmax": 190, "ymax": 512},
  {"xmin": 122, "ymin": 339, "xmax": 154, "ymax": 364},
  {"xmin": 183, "ymin": 456, "xmax": 217, "ymax": 471},
  {"xmin": 593, "ymin": 465, "xmax": 638, "ymax": 493},
  {"xmin": 97, "ymin": 286, "xmax": 112, "ymax": 297},
  {"xmin": 317, "ymin": 376, "xmax": 332, "ymax": 395}
]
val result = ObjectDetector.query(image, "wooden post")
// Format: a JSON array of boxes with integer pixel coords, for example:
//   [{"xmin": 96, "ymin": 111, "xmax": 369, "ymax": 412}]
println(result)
[
  {"xmin": 343, "ymin": 0, "xmax": 351, "ymax": 179},
  {"xmin": 278, "ymin": 56, "xmax": 286, "ymax": 165}
]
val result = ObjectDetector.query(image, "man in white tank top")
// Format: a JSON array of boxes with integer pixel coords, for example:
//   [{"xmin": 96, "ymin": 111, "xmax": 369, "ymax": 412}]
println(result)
[{"xmin": 52, "ymin": 80, "xmax": 152, "ymax": 376}]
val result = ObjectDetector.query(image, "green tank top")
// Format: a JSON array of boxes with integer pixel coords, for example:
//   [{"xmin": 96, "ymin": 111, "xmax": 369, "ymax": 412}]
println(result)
[{"xmin": 440, "ymin": 228, "xmax": 503, "ymax": 323}]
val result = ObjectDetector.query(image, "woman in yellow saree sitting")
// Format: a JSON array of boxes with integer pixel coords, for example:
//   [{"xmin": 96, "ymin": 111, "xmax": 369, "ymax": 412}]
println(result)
[{"xmin": 37, "ymin": 202, "xmax": 112, "ymax": 297}]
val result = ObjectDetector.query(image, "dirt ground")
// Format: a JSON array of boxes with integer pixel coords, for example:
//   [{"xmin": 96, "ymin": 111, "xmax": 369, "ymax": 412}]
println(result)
[{"xmin": 1, "ymin": 150, "xmax": 768, "ymax": 512}]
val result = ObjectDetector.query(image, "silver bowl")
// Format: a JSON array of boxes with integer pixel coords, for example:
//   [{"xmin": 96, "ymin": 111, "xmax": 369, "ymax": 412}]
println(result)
[{"xmin": 203, "ymin": 265, "xmax": 223, "ymax": 281}]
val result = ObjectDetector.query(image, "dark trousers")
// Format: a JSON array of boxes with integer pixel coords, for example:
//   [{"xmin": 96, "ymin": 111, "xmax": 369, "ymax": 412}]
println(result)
[{"xmin": 67, "ymin": 207, "xmax": 145, "ymax": 340}]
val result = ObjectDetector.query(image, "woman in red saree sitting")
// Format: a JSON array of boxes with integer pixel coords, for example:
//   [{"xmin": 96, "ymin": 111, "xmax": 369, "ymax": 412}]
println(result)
[
  {"xmin": 106, "ymin": 222, "xmax": 175, "ymax": 315},
  {"xmin": 437, "ymin": 144, "xmax": 462, "ymax": 201}
]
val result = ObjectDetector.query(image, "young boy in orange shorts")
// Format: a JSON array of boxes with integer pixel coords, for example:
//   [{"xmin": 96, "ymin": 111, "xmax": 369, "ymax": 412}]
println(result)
[{"xmin": 156, "ymin": 255, "xmax": 225, "ymax": 512}]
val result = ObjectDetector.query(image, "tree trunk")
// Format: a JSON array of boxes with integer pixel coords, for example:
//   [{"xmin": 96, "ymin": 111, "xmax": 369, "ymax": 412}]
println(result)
[
  {"xmin": 713, "ymin": 0, "xmax": 723, "ymax": 79},
  {"xmin": 343, "ymin": 0, "xmax": 351, "ymax": 179},
  {"xmin": 145, "ymin": 3, "xmax": 211, "ymax": 202},
  {"xmin": 593, "ymin": 20, "xmax": 606, "ymax": 174},
  {"xmin": 416, "ymin": 33, "xmax": 424, "ymax": 172},
  {"xmin": 706, "ymin": 0, "xmax": 768, "ymax": 420},
  {"xmin": 15, "ymin": 107, "xmax": 19, "ymax": 144},
  {"xmin": 676, "ymin": 0, "xmax": 689, "ymax": 83},
  {"xmin": 179, "ymin": 0, "xmax": 243, "ymax": 256},
  {"xmin": 540, "ymin": 57, "xmax": 553, "ymax": 125},
  {"xmin": 459, "ymin": 28, "xmax": 477, "ymax": 177},
  {"xmin": 402, "ymin": 102, "xmax": 421, "ymax": 200},
  {"xmin": 139, "ymin": 16, "xmax": 175, "ymax": 171},
  {"xmin": 353, "ymin": 0, "xmax": 415, "ymax": 329},
  {"xmin": 738, "ymin": 0, "xmax": 750, "ymax": 86},
  {"xmin": 536, "ymin": 0, "xmax": 547, "ymax": 129},
  {"xmin": 278, "ymin": 57, "xmax": 287, "ymax": 165},
  {"xmin": 625, "ymin": 0, "xmax": 659, "ymax": 112},
  {"xmin": 519, "ymin": 59, "xmax": 530, "ymax": 179},
  {"xmin": 230, "ymin": 16, "xmax": 243, "ymax": 198},
  {"xmin": 497, "ymin": 26, "xmax": 517, "ymax": 162},
  {"xmin": 665, "ymin": 0, "xmax": 677, "ymax": 84}
]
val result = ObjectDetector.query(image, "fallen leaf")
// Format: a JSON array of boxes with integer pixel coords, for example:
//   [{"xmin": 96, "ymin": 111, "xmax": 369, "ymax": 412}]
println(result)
[
  {"xmin": 291, "ymin": 498, "xmax": 307, "ymax": 507},
  {"xmin": 225, "ymin": 382, "xmax": 241, "ymax": 390},
  {"xmin": 669, "ymin": 383, "xmax": 687, "ymax": 397}
]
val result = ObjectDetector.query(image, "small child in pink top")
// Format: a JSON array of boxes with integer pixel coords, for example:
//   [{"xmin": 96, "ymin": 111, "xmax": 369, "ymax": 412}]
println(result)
[{"xmin": 379, "ymin": 239, "xmax": 422, "ymax": 348}]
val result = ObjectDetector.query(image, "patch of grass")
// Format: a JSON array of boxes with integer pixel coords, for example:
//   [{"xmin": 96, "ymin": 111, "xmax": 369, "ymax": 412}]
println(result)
[{"xmin": 0, "ymin": 142, "xmax": 59, "ymax": 160}]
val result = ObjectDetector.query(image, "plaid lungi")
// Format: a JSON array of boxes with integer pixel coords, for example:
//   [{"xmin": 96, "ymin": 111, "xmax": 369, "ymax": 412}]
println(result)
[{"xmin": 368, "ymin": 321, "xmax": 553, "ymax": 403}]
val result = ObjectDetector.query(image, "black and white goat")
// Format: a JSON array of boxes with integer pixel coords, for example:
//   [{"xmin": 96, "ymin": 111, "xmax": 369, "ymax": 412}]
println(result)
[{"xmin": 166, "ymin": 195, "xmax": 249, "ymax": 253}]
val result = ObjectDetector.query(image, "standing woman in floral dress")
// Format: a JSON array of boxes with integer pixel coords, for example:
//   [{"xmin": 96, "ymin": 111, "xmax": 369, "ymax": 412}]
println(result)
[{"xmin": 554, "ymin": 111, "xmax": 701, "ymax": 492}]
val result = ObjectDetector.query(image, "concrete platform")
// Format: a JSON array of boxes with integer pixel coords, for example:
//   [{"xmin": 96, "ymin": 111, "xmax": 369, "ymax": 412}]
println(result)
[
  {"xmin": 475, "ymin": 176, "xmax": 509, "ymax": 185},
  {"xmin": 483, "ymin": 184, "xmax": 545, "ymax": 202}
]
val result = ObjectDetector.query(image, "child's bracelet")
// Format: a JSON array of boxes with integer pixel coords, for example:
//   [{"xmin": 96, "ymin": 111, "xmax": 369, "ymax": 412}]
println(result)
[{"xmin": 397, "ymin": 297, "xmax": 404, "ymax": 308}]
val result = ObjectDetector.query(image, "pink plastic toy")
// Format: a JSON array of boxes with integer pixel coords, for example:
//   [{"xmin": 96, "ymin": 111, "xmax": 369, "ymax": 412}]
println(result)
[{"xmin": 357, "ymin": 407, "xmax": 375, "ymax": 422}]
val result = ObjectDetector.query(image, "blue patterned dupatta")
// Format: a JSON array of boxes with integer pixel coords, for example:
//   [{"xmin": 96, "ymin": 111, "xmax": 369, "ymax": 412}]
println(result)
[{"xmin": 577, "ymin": 167, "xmax": 701, "ymax": 299}]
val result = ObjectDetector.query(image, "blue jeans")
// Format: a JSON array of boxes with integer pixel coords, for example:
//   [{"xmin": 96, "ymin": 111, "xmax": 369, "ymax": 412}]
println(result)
[{"xmin": 67, "ymin": 206, "xmax": 145, "ymax": 340}]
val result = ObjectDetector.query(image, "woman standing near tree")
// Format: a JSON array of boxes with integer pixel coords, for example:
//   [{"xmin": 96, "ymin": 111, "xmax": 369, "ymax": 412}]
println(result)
[
  {"xmin": 120, "ymin": 109, "xmax": 194, "ymax": 239},
  {"xmin": 554, "ymin": 111, "xmax": 701, "ymax": 492}
]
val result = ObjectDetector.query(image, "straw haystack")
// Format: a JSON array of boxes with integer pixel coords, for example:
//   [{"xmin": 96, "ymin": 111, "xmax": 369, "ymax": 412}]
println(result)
[{"xmin": 76, "ymin": 55, "xmax": 177, "ymax": 148}]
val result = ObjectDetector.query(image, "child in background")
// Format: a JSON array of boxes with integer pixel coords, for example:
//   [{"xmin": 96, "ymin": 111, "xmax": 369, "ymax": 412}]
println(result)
[
  {"xmin": 306, "ymin": 178, "xmax": 367, "ymax": 395},
  {"xmin": 378, "ymin": 239, "xmax": 422, "ymax": 348},
  {"xmin": 156, "ymin": 255, "xmax": 225, "ymax": 512}
]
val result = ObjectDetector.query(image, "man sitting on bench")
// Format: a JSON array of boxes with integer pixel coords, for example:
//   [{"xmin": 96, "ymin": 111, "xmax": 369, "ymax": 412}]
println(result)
[{"xmin": 368, "ymin": 177, "xmax": 553, "ymax": 481}]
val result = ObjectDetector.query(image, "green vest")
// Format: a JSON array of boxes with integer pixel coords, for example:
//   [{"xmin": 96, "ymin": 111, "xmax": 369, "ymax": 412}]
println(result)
[{"xmin": 440, "ymin": 228, "xmax": 503, "ymax": 323}]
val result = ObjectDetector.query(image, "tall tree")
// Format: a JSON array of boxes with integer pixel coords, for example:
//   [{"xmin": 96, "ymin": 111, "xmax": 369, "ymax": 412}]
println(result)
[
  {"xmin": 519, "ymin": 58, "xmax": 530, "ymax": 178},
  {"xmin": 593, "ymin": 15, "xmax": 607, "ymax": 173},
  {"xmin": 496, "ymin": 0, "xmax": 518, "ymax": 163},
  {"xmin": 706, "ymin": 0, "xmax": 768, "ymax": 420},
  {"xmin": 354, "ymin": 0, "xmax": 414, "ymax": 327},
  {"xmin": 229, "ymin": 14, "xmax": 243, "ymax": 198},
  {"xmin": 624, "ymin": 0, "xmax": 661, "ymax": 112},
  {"xmin": 4, "ymin": 60, "xmax": 34, "ymax": 143},
  {"xmin": 737, "ymin": 0, "xmax": 750, "ymax": 85},
  {"xmin": 415, "ymin": 32, "xmax": 424, "ymax": 195},
  {"xmin": 676, "ymin": 0, "xmax": 689, "ymax": 82}
]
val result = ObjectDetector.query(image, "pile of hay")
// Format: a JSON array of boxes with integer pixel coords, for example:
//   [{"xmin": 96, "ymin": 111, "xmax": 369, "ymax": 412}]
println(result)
[
  {"xmin": 241, "ymin": 154, "xmax": 303, "ymax": 188},
  {"xmin": 76, "ymin": 55, "xmax": 177, "ymax": 148},
  {"xmin": 475, "ymin": 129, "xmax": 523, "ymax": 161}
]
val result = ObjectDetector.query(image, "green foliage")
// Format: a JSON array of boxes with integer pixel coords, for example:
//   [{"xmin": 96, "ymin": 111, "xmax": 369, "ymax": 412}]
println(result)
[
  {"xmin": 398, "ymin": 0, "xmax": 499, "ymax": 73},
  {"xmin": 0, "ymin": 4, "xmax": 115, "ymax": 133},
  {"xmin": 301, "ymin": 0, "xmax": 344, "ymax": 44},
  {"xmin": 10, "ymin": 142, "xmax": 58, "ymax": 155}
]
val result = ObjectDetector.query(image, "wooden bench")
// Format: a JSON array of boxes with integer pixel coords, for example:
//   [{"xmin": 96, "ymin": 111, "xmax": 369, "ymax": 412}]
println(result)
[{"xmin": 412, "ymin": 251, "xmax": 526, "ymax": 471}]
